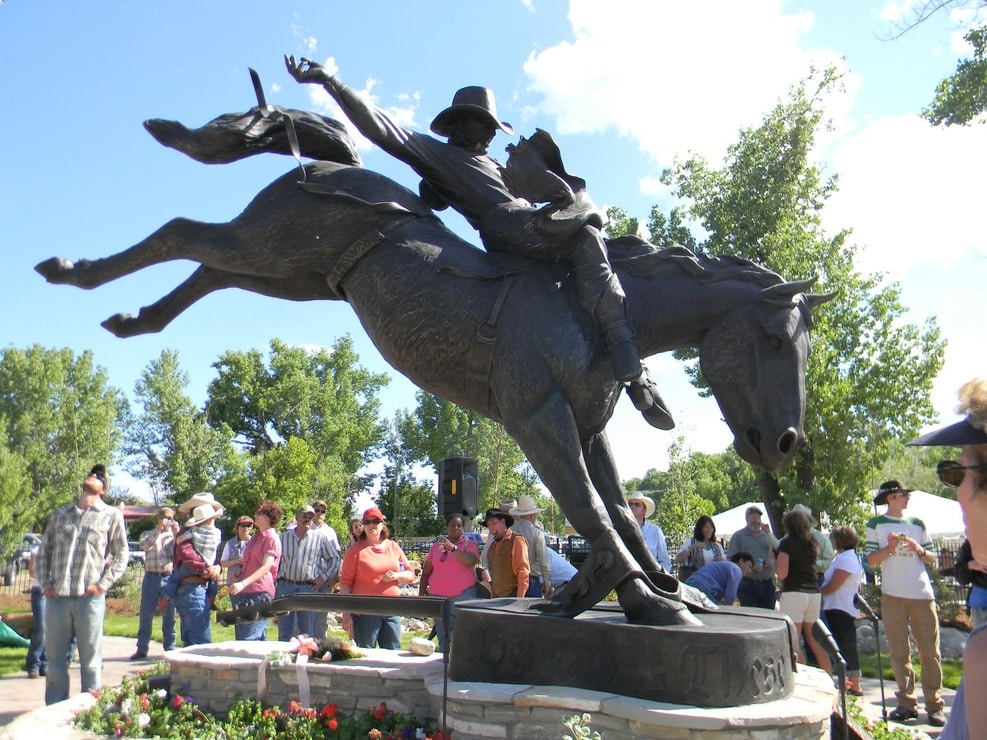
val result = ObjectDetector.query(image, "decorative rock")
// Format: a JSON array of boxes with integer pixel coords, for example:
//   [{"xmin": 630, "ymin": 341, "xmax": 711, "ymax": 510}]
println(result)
[{"xmin": 408, "ymin": 637, "xmax": 436, "ymax": 656}]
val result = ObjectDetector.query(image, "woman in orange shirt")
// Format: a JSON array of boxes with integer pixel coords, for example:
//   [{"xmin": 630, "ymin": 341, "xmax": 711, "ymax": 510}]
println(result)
[{"xmin": 338, "ymin": 507, "xmax": 415, "ymax": 649}]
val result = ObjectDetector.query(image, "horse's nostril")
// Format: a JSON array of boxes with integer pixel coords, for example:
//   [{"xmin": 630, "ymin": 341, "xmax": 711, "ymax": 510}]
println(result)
[
  {"xmin": 746, "ymin": 427, "xmax": 762, "ymax": 450},
  {"xmin": 777, "ymin": 428, "xmax": 798, "ymax": 455}
]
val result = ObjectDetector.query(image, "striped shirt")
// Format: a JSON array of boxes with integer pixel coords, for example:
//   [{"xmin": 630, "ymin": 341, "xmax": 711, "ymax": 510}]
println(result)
[
  {"xmin": 37, "ymin": 497, "xmax": 128, "ymax": 596},
  {"xmin": 139, "ymin": 527, "xmax": 175, "ymax": 573},
  {"xmin": 279, "ymin": 526, "xmax": 341, "ymax": 583}
]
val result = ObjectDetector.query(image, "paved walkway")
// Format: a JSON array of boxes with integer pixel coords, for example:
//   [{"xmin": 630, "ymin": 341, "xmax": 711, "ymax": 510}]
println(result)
[
  {"xmin": 0, "ymin": 636, "xmax": 159, "ymax": 728},
  {"xmin": 0, "ymin": 639, "xmax": 959, "ymax": 736}
]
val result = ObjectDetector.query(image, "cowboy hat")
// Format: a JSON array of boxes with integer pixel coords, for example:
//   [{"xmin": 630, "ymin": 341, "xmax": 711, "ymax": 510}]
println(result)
[
  {"xmin": 481, "ymin": 508, "xmax": 515, "ymax": 527},
  {"xmin": 908, "ymin": 418, "xmax": 987, "ymax": 447},
  {"xmin": 178, "ymin": 492, "xmax": 218, "ymax": 516},
  {"xmin": 498, "ymin": 498, "xmax": 518, "ymax": 513},
  {"xmin": 184, "ymin": 502, "xmax": 225, "ymax": 527},
  {"xmin": 791, "ymin": 503, "xmax": 817, "ymax": 526},
  {"xmin": 430, "ymin": 86, "xmax": 513, "ymax": 137},
  {"xmin": 874, "ymin": 480, "xmax": 911, "ymax": 506},
  {"xmin": 509, "ymin": 495, "xmax": 545, "ymax": 517},
  {"xmin": 626, "ymin": 492, "xmax": 656, "ymax": 518}
]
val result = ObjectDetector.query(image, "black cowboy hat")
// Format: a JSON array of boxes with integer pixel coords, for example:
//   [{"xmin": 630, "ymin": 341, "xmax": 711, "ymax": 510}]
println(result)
[
  {"xmin": 480, "ymin": 508, "xmax": 514, "ymax": 527},
  {"xmin": 430, "ymin": 86, "xmax": 513, "ymax": 137},
  {"xmin": 874, "ymin": 479, "xmax": 911, "ymax": 506}
]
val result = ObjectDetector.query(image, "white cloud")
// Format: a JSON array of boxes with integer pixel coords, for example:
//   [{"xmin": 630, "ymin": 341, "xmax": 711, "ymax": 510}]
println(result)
[
  {"xmin": 824, "ymin": 115, "xmax": 987, "ymax": 278},
  {"xmin": 522, "ymin": 0, "xmax": 838, "ymax": 164}
]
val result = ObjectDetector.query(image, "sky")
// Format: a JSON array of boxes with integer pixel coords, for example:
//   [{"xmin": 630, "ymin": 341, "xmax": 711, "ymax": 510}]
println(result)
[{"xmin": 2, "ymin": 0, "xmax": 985, "ymax": 500}]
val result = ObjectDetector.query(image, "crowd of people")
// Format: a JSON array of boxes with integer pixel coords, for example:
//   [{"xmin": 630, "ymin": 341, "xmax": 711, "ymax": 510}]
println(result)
[{"xmin": 19, "ymin": 377, "xmax": 985, "ymax": 736}]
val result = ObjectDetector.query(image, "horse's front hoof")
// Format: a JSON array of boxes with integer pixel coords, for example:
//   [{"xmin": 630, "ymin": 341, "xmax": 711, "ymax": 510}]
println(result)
[
  {"xmin": 619, "ymin": 579, "xmax": 702, "ymax": 627},
  {"xmin": 102, "ymin": 313, "xmax": 141, "ymax": 338},
  {"xmin": 35, "ymin": 257, "xmax": 77, "ymax": 284}
]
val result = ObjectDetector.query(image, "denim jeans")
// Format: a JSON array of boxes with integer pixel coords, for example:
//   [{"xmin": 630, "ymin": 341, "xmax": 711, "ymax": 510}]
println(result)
[
  {"xmin": 136, "ymin": 572, "xmax": 177, "ymax": 653},
  {"xmin": 737, "ymin": 578, "xmax": 777, "ymax": 609},
  {"xmin": 230, "ymin": 592, "xmax": 271, "ymax": 641},
  {"xmin": 26, "ymin": 586, "xmax": 47, "ymax": 674},
  {"xmin": 275, "ymin": 581, "xmax": 316, "ymax": 641},
  {"xmin": 173, "ymin": 583, "xmax": 211, "ymax": 646},
  {"xmin": 352, "ymin": 614, "xmax": 401, "ymax": 650},
  {"xmin": 435, "ymin": 590, "xmax": 474, "ymax": 652},
  {"xmin": 44, "ymin": 593, "xmax": 106, "ymax": 705},
  {"xmin": 525, "ymin": 576, "xmax": 543, "ymax": 598}
]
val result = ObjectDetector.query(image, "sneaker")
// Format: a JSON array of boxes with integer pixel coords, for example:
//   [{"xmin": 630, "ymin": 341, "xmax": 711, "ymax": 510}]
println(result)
[
  {"xmin": 129, "ymin": 651, "xmax": 148, "ymax": 661},
  {"xmin": 927, "ymin": 710, "xmax": 946, "ymax": 727},
  {"xmin": 888, "ymin": 706, "xmax": 918, "ymax": 723}
]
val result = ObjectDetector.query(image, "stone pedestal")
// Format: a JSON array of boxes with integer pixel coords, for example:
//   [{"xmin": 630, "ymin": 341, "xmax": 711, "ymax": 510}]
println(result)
[{"xmin": 450, "ymin": 599, "xmax": 797, "ymax": 707}]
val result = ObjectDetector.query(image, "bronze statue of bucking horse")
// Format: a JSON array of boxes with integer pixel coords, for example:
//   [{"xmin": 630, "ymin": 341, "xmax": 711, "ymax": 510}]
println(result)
[{"xmin": 36, "ymin": 98, "xmax": 831, "ymax": 627}]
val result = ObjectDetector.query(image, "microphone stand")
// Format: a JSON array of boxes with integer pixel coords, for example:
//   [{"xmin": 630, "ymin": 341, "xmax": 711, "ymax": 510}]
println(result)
[
  {"xmin": 813, "ymin": 619, "xmax": 848, "ymax": 740},
  {"xmin": 855, "ymin": 593, "xmax": 888, "ymax": 722}
]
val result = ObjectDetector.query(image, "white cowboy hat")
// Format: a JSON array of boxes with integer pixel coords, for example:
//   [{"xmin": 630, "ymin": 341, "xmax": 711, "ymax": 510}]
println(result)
[
  {"xmin": 510, "ymin": 495, "xmax": 545, "ymax": 516},
  {"xmin": 184, "ymin": 502, "xmax": 225, "ymax": 527},
  {"xmin": 791, "ymin": 503, "xmax": 818, "ymax": 526},
  {"xmin": 626, "ymin": 492, "xmax": 656, "ymax": 518},
  {"xmin": 177, "ymin": 492, "xmax": 218, "ymax": 516}
]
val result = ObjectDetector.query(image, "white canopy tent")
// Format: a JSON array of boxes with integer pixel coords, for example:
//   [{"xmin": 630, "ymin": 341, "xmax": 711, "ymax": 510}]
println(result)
[{"xmin": 713, "ymin": 490, "xmax": 965, "ymax": 544}]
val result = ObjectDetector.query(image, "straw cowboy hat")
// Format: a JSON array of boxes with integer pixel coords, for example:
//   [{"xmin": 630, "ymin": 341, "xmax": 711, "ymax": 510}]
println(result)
[
  {"xmin": 626, "ymin": 492, "xmax": 656, "ymax": 518},
  {"xmin": 791, "ymin": 503, "xmax": 818, "ymax": 526},
  {"xmin": 184, "ymin": 501, "xmax": 225, "ymax": 527},
  {"xmin": 177, "ymin": 492, "xmax": 218, "ymax": 516},
  {"xmin": 509, "ymin": 495, "xmax": 545, "ymax": 517}
]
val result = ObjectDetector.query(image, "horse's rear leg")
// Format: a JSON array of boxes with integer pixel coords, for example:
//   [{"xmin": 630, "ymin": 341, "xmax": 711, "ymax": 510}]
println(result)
[
  {"xmin": 102, "ymin": 264, "xmax": 226, "ymax": 337},
  {"xmin": 36, "ymin": 217, "xmax": 226, "ymax": 289}
]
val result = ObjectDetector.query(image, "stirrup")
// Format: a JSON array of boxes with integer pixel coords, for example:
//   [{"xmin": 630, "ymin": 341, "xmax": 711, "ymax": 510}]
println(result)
[{"xmin": 538, "ymin": 532, "xmax": 640, "ymax": 618}]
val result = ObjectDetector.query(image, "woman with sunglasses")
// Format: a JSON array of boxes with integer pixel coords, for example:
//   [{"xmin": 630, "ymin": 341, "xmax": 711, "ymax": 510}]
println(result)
[
  {"xmin": 419, "ymin": 513, "xmax": 481, "ymax": 651},
  {"xmin": 228, "ymin": 501, "xmax": 283, "ymax": 641},
  {"xmin": 908, "ymin": 378, "xmax": 987, "ymax": 739},
  {"xmin": 338, "ymin": 507, "xmax": 415, "ymax": 649}
]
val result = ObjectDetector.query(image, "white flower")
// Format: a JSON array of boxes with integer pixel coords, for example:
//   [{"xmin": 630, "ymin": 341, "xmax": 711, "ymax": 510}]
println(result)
[
  {"xmin": 137, "ymin": 713, "xmax": 151, "ymax": 727},
  {"xmin": 120, "ymin": 698, "xmax": 132, "ymax": 716},
  {"xmin": 416, "ymin": 729, "xmax": 426, "ymax": 739},
  {"xmin": 155, "ymin": 689, "xmax": 167, "ymax": 700}
]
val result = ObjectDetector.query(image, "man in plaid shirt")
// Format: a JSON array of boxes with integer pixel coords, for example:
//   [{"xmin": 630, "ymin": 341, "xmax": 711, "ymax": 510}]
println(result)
[
  {"xmin": 36, "ymin": 464, "xmax": 129, "ymax": 705},
  {"xmin": 131, "ymin": 506, "xmax": 179, "ymax": 660}
]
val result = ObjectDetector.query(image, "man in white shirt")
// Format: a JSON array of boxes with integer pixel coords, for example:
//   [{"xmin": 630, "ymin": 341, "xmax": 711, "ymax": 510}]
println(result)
[{"xmin": 626, "ymin": 492, "xmax": 672, "ymax": 573}]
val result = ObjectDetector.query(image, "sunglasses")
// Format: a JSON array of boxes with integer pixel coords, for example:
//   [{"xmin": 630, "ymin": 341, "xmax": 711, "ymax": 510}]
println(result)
[
  {"xmin": 237, "ymin": 523, "xmax": 253, "ymax": 528},
  {"xmin": 314, "ymin": 508, "xmax": 327, "ymax": 514},
  {"xmin": 362, "ymin": 519, "xmax": 383, "ymax": 525},
  {"xmin": 628, "ymin": 501, "xmax": 645, "ymax": 508},
  {"xmin": 937, "ymin": 460, "xmax": 987, "ymax": 487}
]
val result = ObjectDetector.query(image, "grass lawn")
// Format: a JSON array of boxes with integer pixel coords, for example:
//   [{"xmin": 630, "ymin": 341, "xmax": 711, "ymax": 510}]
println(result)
[{"xmin": 858, "ymin": 651, "xmax": 963, "ymax": 690}]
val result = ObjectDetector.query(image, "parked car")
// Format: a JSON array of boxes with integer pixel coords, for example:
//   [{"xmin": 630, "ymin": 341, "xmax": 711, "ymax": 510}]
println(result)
[
  {"xmin": 563, "ymin": 535, "xmax": 590, "ymax": 566},
  {"xmin": 128, "ymin": 540, "xmax": 146, "ymax": 567},
  {"xmin": 2, "ymin": 533, "xmax": 41, "ymax": 586}
]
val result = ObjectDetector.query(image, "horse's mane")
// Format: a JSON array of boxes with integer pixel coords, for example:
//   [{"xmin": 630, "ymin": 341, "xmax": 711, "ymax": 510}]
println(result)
[{"xmin": 607, "ymin": 235, "xmax": 786, "ymax": 289}]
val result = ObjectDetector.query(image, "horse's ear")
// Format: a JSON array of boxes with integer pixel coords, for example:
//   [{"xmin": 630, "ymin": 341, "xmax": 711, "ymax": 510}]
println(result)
[{"xmin": 803, "ymin": 292, "xmax": 836, "ymax": 309}]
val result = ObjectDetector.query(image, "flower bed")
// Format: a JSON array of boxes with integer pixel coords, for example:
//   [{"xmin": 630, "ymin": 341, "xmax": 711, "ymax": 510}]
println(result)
[{"xmin": 74, "ymin": 666, "xmax": 446, "ymax": 739}]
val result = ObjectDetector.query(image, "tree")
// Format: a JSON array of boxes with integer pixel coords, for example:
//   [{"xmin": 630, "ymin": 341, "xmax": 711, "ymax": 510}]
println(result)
[
  {"xmin": 924, "ymin": 24, "xmax": 987, "ymax": 125},
  {"xmin": 655, "ymin": 69, "xmax": 945, "ymax": 531},
  {"xmin": 0, "ymin": 345, "xmax": 125, "ymax": 531},
  {"xmin": 396, "ymin": 392, "xmax": 542, "ymax": 520},
  {"xmin": 125, "ymin": 349, "xmax": 239, "ymax": 503},
  {"xmin": 206, "ymin": 337, "xmax": 389, "ymax": 517},
  {"xmin": 0, "ymin": 442, "xmax": 32, "ymax": 555}
]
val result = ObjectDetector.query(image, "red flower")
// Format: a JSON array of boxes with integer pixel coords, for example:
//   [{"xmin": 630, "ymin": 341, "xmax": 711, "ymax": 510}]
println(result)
[
  {"xmin": 171, "ymin": 695, "xmax": 184, "ymax": 709},
  {"xmin": 322, "ymin": 702, "xmax": 339, "ymax": 718},
  {"xmin": 327, "ymin": 718, "xmax": 339, "ymax": 731},
  {"xmin": 374, "ymin": 702, "xmax": 387, "ymax": 720}
]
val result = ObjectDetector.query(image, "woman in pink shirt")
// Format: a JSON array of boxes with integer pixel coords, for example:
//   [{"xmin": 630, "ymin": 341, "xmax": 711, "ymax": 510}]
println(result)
[
  {"xmin": 419, "ymin": 513, "xmax": 481, "ymax": 651},
  {"xmin": 338, "ymin": 507, "xmax": 416, "ymax": 649},
  {"xmin": 228, "ymin": 500, "xmax": 283, "ymax": 641}
]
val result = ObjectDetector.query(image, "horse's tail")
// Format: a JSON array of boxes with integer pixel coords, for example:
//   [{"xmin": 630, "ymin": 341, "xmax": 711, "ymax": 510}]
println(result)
[{"xmin": 144, "ymin": 107, "xmax": 361, "ymax": 168}]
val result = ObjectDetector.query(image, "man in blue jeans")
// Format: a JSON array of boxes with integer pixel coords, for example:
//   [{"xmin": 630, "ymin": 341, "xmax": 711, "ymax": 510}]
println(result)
[
  {"xmin": 36, "ymin": 464, "xmax": 129, "ymax": 705},
  {"xmin": 131, "ymin": 507, "xmax": 179, "ymax": 660}
]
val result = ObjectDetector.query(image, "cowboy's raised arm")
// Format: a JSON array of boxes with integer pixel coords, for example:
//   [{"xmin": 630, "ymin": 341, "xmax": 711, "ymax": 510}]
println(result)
[{"xmin": 284, "ymin": 55, "xmax": 416, "ymax": 156}]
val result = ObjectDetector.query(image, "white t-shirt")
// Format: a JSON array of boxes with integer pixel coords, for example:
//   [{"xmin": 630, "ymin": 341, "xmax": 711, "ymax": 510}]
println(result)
[
  {"xmin": 865, "ymin": 514, "xmax": 935, "ymax": 600},
  {"xmin": 821, "ymin": 548, "xmax": 862, "ymax": 616}
]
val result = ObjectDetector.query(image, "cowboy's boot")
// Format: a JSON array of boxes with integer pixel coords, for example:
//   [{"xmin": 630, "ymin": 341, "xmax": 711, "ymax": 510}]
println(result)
[{"xmin": 607, "ymin": 323, "xmax": 675, "ymax": 430}]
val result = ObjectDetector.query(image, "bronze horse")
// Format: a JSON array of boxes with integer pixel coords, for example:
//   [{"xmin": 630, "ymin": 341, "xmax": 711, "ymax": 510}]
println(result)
[{"xmin": 36, "ymin": 147, "xmax": 830, "ymax": 626}]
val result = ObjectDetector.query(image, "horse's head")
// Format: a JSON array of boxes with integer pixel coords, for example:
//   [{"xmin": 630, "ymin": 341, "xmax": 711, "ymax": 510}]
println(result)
[{"xmin": 699, "ymin": 279, "xmax": 833, "ymax": 472}]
